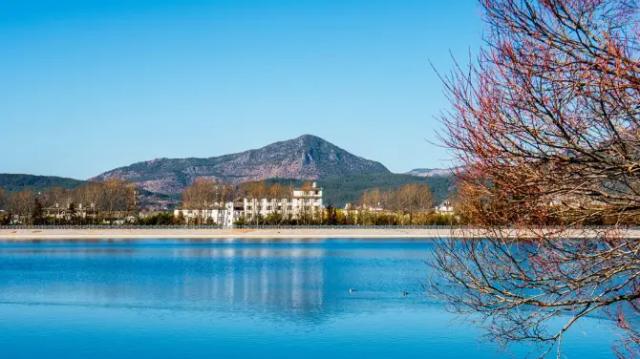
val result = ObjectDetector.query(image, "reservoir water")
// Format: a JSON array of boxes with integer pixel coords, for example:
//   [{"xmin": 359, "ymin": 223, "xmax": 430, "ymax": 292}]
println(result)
[{"xmin": 0, "ymin": 239, "xmax": 619, "ymax": 358}]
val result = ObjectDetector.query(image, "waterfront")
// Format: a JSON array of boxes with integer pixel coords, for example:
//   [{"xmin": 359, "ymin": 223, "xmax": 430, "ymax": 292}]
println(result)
[
  {"xmin": 2, "ymin": 227, "xmax": 640, "ymax": 240},
  {"xmin": 0, "ymin": 239, "xmax": 618, "ymax": 358}
]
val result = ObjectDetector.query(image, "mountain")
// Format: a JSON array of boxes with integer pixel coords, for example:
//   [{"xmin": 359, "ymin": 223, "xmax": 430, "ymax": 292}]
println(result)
[
  {"xmin": 1, "ymin": 137, "xmax": 456, "ymax": 209},
  {"xmin": 93, "ymin": 135, "xmax": 391, "ymax": 196},
  {"xmin": 0, "ymin": 174, "xmax": 85, "ymax": 192},
  {"xmin": 405, "ymin": 168, "xmax": 455, "ymax": 177}
]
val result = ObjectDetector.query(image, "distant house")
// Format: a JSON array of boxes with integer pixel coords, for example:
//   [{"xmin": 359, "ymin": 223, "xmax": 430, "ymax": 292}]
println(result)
[
  {"xmin": 174, "ymin": 182, "xmax": 324, "ymax": 226},
  {"xmin": 43, "ymin": 203, "xmax": 98, "ymax": 221},
  {"xmin": 434, "ymin": 200, "xmax": 454, "ymax": 214},
  {"xmin": 42, "ymin": 202, "xmax": 135, "ymax": 223},
  {"xmin": 360, "ymin": 204, "xmax": 385, "ymax": 212}
]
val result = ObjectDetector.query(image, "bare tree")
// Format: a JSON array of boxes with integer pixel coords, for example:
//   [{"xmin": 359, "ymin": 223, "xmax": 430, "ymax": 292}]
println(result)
[
  {"xmin": 0, "ymin": 188, "xmax": 5, "ymax": 210},
  {"xmin": 395, "ymin": 184, "xmax": 433, "ymax": 223},
  {"xmin": 359, "ymin": 188, "xmax": 384, "ymax": 208},
  {"xmin": 359, "ymin": 184, "xmax": 433, "ymax": 223},
  {"xmin": 267, "ymin": 183, "xmax": 291, "ymax": 199},
  {"xmin": 69, "ymin": 180, "xmax": 136, "ymax": 219},
  {"xmin": 238, "ymin": 181, "xmax": 269, "ymax": 199},
  {"xmin": 7, "ymin": 190, "xmax": 36, "ymax": 223},
  {"xmin": 432, "ymin": 0, "xmax": 640, "ymax": 357},
  {"xmin": 44, "ymin": 187, "xmax": 72, "ymax": 208},
  {"xmin": 181, "ymin": 178, "xmax": 219, "ymax": 209},
  {"xmin": 73, "ymin": 182, "xmax": 103, "ymax": 209},
  {"xmin": 236, "ymin": 181, "xmax": 293, "ymax": 200},
  {"xmin": 92, "ymin": 179, "xmax": 136, "ymax": 217}
]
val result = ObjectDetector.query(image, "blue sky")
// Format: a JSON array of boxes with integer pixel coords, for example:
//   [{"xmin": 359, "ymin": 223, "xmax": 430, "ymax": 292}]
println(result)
[{"xmin": 0, "ymin": 0, "xmax": 483, "ymax": 179}]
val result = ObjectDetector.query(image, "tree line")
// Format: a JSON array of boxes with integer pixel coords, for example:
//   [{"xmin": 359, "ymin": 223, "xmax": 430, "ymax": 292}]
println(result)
[
  {"xmin": 358, "ymin": 183, "xmax": 433, "ymax": 210},
  {"xmin": 180, "ymin": 178, "xmax": 306, "ymax": 209},
  {"xmin": 0, "ymin": 177, "xmax": 455, "ymax": 226},
  {"xmin": 175, "ymin": 179, "xmax": 454, "ymax": 226},
  {"xmin": 354, "ymin": 183, "xmax": 456, "ymax": 225},
  {"xmin": 0, "ymin": 179, "xmax": 136, "ymax": 225}
]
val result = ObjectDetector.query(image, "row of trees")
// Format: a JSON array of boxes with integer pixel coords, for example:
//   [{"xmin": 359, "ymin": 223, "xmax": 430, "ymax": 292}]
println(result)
[
  {"xmin": 358, "ymin": 184, "xmax": 434, "ymax": 212},
  {"xmin": 178, "ymin": 180, "xmax": 450, "ymax": 225},
  {"xmin": 356, "ymin": 184, "xmax": 453, "ymax": 224},
  {"xmin": 0, "ymin": 178, "xmax": 447, "ymax": 226},
  {"xmin": 0, "ymin": 179, "xmax": 136, "ymax": 225},
  {"xmin": 180, "ymin": 178, "xmax": 296, "ymax": 209},
  {"xmin": 325, "ymin": 206, "xmax": 457, "ymax": 226}
]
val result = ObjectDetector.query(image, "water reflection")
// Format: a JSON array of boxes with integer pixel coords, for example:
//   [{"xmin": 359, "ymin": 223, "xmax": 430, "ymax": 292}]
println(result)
[
  {"xmin": 0, "ymin": 239, "xmax": 620, "ymax": 358},
  {"xmin": 0, "ymin": 240, "xmax": 428, "ymax": 320}
]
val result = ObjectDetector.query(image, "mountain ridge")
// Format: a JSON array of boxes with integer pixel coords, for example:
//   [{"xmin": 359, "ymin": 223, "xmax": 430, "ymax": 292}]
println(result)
[
  {"xmin": 1, "ymin": 136, "xmax": 455, "ymax": 208},
  {"xmin": 0, "ymin": 174, "xmax": 85, "ymax": 192},
  {"xmin": 93, "ymin": 134, "xmax": 391, "ymax": 195}
]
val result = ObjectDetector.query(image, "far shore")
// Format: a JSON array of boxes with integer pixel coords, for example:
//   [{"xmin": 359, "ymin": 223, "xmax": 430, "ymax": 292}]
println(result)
[
  {"xmin": 0, "ymin": 227, "xmax": 457, "ymax": 240},
  {"xmin": 1, "ymin": 227, "xmax": 640, "ymax": 240}
]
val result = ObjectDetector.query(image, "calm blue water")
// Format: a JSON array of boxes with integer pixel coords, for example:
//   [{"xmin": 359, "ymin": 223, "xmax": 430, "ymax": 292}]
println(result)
[{"xmin": 0, "ymin": 239, "xmax": 619, "ymax": 358}]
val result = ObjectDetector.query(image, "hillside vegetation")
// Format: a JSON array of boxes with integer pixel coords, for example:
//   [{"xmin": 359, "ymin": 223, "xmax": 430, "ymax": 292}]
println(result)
[
  {"xmin": 0, "ymin": 174, "xmax": 85, "ymax": 192},
  {"xmin": 263, "ymin": 173, "xmax": 452, "ymax": 207}
]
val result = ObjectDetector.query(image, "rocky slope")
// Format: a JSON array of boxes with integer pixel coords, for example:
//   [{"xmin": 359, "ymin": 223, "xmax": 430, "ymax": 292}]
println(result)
[{"xmin": 93, "ymin": 135, "xmax": 390, "ymax": 195}]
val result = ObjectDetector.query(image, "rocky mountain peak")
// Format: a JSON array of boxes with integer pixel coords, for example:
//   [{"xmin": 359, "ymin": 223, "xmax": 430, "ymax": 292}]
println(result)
[{"xmin": 93, "ymin": 135, "xmax": 390, "ymax": 195}]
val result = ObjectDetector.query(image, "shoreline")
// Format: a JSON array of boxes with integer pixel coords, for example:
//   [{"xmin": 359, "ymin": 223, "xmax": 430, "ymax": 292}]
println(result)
[
  {"xmin": 0, "ymin": 228, "xmax": 459, "ymax": 240},
  {"xmin": 1, "ymin": 227, "xmax": 640, "ymax": 240}
]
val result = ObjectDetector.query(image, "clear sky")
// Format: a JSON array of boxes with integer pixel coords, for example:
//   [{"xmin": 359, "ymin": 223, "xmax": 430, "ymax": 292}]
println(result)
[{"xmin": 0, "ymin": 0, "xmax": 483, "ymax": 179}]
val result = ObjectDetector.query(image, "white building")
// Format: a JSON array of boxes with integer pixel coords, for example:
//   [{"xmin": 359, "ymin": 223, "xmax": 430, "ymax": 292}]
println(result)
[
  {"xmin": 174, "ymin": 182, "xmax": 324, "ymax": 226},
  {"xmin": 291, "ymin": 181, "xmax": 323, "ymax": 214},
  {"xmin": 434, "ymin": 200, "xmax": 455, "ymax": 214}
]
